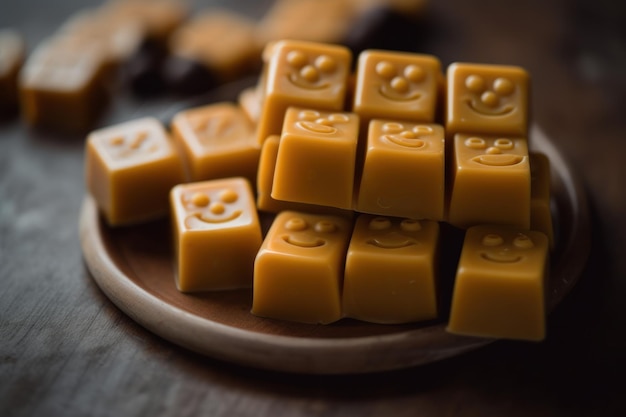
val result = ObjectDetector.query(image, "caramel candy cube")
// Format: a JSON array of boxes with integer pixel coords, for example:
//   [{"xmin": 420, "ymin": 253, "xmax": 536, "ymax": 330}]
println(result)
[
  {"xmin": 530, "ymin": 152, "xmax": 554, "ymax": 248},
  {"xmin": 272, "ymin": 107, "xmax": 359, "ymax": 209},
  {"xmin": 0, "ymin": 29, "xmax": 25, "ymax": 116},
  {"xmin": 343, "ymin": 215, "xmax": 439, "ymax": 324},
  {"xmin": 356, "ymin": 120, "xmax": 445, "ymax": 220},
  {"xmin": 448, "ymin": 134, "xmax": 531, "ymax": 229},
  {"xmin": 256, "ymin": 39, "xmax": 352, "ymax": 144},
  {"xmin": 170, "ymin": 178, "xmax": 261, "ymax": 292},
  {"xmin": 59, "ymin": 9, "xmax": 144, "ymax": 71},
  {"xmin": 255, "ymin": 0, "xmax": 357, "ymax": 46},
  {"xmin": 252, "ymin": 211, "xmax": 353, "ymax": 324},
  {"xmin": 353, "ymin": 50, "xmax": 442, "ymax": 127},
  {"xmin": 85, "ymin": 117, "xmax": 185, "ymax": 226},
  {"xmin": 167, "ymin": 9, "xmax": 259, "ymax": 82},
  {"xmin": 19, "ymin": 36, "xmax": 107, "ymax": 133},
  {"xmin": 446, "ymin": 62, "xmax": 530, "ymax": 137},
  {"xmin": 447, "ymin": 225, "xmax": 549, "ymax": 341},
  {"xmin": 256, "ymin": 135, "xmax": 352, "ymax": 217},
  {"xmin": 171, "ymin": 103, "xmax": 260, "ymax": 184}
]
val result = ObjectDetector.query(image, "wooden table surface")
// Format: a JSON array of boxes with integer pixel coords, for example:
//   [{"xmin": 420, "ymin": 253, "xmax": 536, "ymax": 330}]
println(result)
[{"xmin": 1, "ymin": 0, "xmax": 625, "ymax": 416}]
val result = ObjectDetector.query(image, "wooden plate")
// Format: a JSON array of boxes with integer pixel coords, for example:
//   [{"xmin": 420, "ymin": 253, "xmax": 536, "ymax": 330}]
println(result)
[{"xmin": 79, "ymin": 125, "xmax": 590, "ymax": 374}]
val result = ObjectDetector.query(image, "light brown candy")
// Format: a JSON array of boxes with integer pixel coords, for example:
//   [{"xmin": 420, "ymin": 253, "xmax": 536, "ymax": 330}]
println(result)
[
  {"xmin": 356, "ymin": 120, "xmax": 445, "ymax": 220},
  {"xmin": 170, "ymin": 178, "xmax": 262, "ymax": 292},
  {"xmin": 20, "ymin": 35, "xmax": 108, "ymax": 133},
  {"xmin": 343, "ymin": 215, "xmax": 439, "ymax": 324},
  {"xmin": 252, "ymin": 211, "xmax": 353, "ymax": 324},
  {"xmin": 255, "ymin": 0, "xmax": 358, "ymax": 47},
  {"xmin": 446, "ymin": 62, "xmax": 530, "ymax": 137},
  {"xmin": 255, "ymin": 39, "xmax": 352, "ymax": 145},
  {"xmin": 85, "ymin": 117, "xmax": 185, "ymax": 226},
  {"xmin": 171, "ymin": 103, "xmax": 260, "ymax": 184},
  {"xmin": 447, "ymin": 134, "xmax": 531, "ymax": 229},
  {"xmin": 272, "ymin": 107, "xmax": 359, "ymax": 210},
  {"xmin": 447, "ymin": 225, "xmax": 548, "ymax": 341},
  {"xmin": 168, "ymin": 9, "xmax": 259, "ymax": 82}
]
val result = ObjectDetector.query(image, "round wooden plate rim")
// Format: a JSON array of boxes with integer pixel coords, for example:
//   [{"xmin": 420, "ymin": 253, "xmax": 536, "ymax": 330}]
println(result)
[{"xmin": 79, "ymin": 125, "xmax": 590, "ymax": 374}]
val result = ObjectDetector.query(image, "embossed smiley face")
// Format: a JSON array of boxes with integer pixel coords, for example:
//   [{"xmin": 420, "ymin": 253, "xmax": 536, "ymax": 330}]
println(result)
[
  {"xmin": 365, "ymin": 217, "xmax": 422, "ymax": 249},
  {"xmin": 104, "ymin": 129, "xmax": 160, "ymax": 160},
  {"xmin": 379, "ymin": 122, "xmax": 437, "ymax": 149},
  {"xmin": 26, "ymin": 38, "xmax": 104, "ymax": 89},
  {"xmin": 463, "ymin": 74, "xmax": 517, "ymax": 116},
  {"xmin": 182, "ymin": 187, "xmax": 244, "ymax": 229},
  {"xmin": 447, "ymin": 63, "xmax": 529, "ymax": 136},
  {"xmin": 462, "ymin": 226, "xmax": 549, "ymax": 272},
  {"xmin": 459, "ymin": 135, "xmax": 528, "ymax": 167},
  {"xmin": 185, "ymin": 105, "xmax": 251, "ymax": 147},
  {"xmin": 280, "ymin": 215, "xmax": 339, "ymax": 249},
  {"xmin": 295, "ymin": 109, "xmax": 351, "ymax": 135},
  {"xmin": 374, "ymin": 60, "xmax": 427, "ymax": 102},
  {"xmin": 479, "ymin": 232, "xmax": 536, "ymax": 264},
  {"xmin": 284, "ymin": 49, "xmax": 338, "ymax": 91},
  {"xmin": 355, "ymin": 51, "xmax": 441, "ymax": 122}
]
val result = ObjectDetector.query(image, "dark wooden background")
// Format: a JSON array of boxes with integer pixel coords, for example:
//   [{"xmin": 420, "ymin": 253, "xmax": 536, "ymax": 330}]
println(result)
[{"xmin": 1, "ymin": 0, "xmax": 625, "ymax": 416}]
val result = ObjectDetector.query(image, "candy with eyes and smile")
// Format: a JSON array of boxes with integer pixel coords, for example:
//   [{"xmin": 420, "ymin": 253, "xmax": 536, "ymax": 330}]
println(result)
[
  {"xmin": 171, "ymin": 102, "xmax": 260, "ymax": 184},
  {"xmin": 343, "ymin": 215, "xmax": 440, "ymax": 324},
  {"xmin": 446, "ymin": 62, "xmax": 530, "ymax": 137},
  {"xmin": 170, "ymin": 177, "xmax": 262, "ymax": 292},
  {"xmin": 85, "ymin": 117, "xmax": 185, "ymax": 226},
  {"xmin": 356, "ymin": 120, "xmax": 445, "ymax": 220},
  {"xmin": 256, "ymin": 134, "xmax": 353, "ymax": 217},
  {"xmin": 252, "ymin": 211, "xmax": 353, "ymax": 324},
  {"xmin": 448, "ymin": 133, "xmax": 531, "ymax": 229},
  {"xmin": 164, "ymin": 9, "xmax": 259, "ymax": 95},
  {"xmin": 255, "ymin": 39, "xmax": 351, "ymax": 145},
  {"xmin": 353, "ymin": 49, "xmax": 442, "ymax": 129},
  {"xmin": 271, "ymin": 107, "xmax": 359, "ymax": 210},
  {"xmin": 447, "ymin": 225, "xmax": 549, "ymax": 341}
]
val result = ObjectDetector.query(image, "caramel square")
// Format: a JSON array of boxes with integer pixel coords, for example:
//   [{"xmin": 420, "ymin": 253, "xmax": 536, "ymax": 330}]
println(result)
[
  {"xmin": 446, "ymin": 62, "xmax": 530, "ymax": 137},
  {"xmin": 271, "ymin": 107, "xmax": 359, "ymax": 209},
  {"xmin": 356, "ymin": 120, "xmax": 445, "ymax": 220},
  {"xmin": 19, "ymin": 36, "xmax": 107, "ymax": 133},
  {"xmin": 448, "ymin": 134, "xmax": 530, "ymax": 229},
  {"xmin": 254, "ymin": 0, "xmax": 356, "ymax": 46},
  {"xmin": 170, "ymin": 178, "xmax": 262, "ymax": 292},
  {"xmin": 353, "ymin": 50, "xmax": 442, "ymax": 126},
  {"xmin": 252, "ymin": 211, "xmax": 353, "ymax": 324},
  {"xmin": 343, "ymin": 215, "xmax": 439, "ymax": 324},
  {"xmin": 59, "ymin": 9, "xmax": 143, "ymax": 70},
  {"xmin": 85, "ymin": 117, "xmax": 185, "ymax": 226},
  {"xmin": 171, "ymin": 102, "xmax": 260, "ymax": 183},
  {"xmin": 256, "ymin": 134, "xmax": 352, "ymax": 216},
  {"xmin": 447, "ymin": 225, "xmax": 548, "ymax": 341},
  {"xmin": 255, "ymin": 39, "xmax": 352, "ymax": 144},
  {"xmin": 168, "ymin": 9, "xmax": 259, "ymax": 81}
]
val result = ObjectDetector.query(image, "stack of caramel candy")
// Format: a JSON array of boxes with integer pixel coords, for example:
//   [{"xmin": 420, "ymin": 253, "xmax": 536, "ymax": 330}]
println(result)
[{"xmin": 84, "ymin": 39, "xmax": 551, "ymax": 340}]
